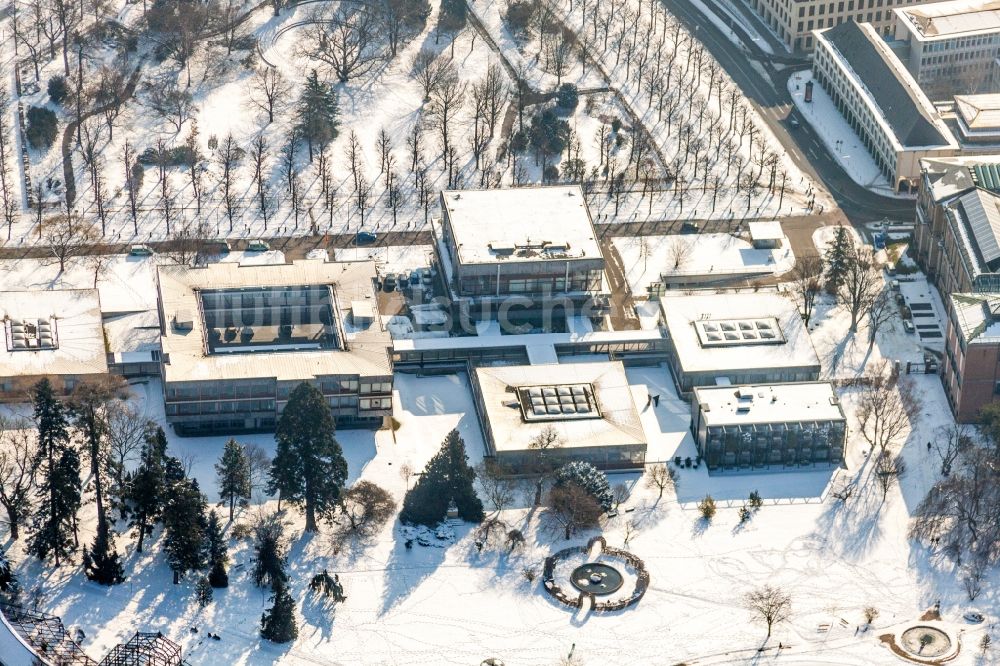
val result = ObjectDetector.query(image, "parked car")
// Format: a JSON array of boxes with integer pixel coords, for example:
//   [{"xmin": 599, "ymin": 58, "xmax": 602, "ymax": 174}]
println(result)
[
  {"xmin": 397, "ymin": 272, "xmax": 409, "ymax": 289},
  {"xmin": 409, "ymin": 269, "xmax": 421, "ymax": 286},
  {"xmin": 964, "ymin": 611, "xmax": 985, "ymax": 624},
  {"xmin": 356, "ymin": 231, "xmax": 377, "ymax": 245},
  {"xmin": 681, "ymin": 221, "xmax": 699, "ymax": 234},
  {"xmin": 903, "ymin": 320, "xmax": 915, "ymax": 334},
  {"xmin": 206, "ymin": 239, "xmax": 231, "ymax": 254},
  {"xmin": 382, "ymin": 274, "xmax": 397, "ymax": 292},
  {"xmin": 420, "ymin": 267, "xmax": 434, "ymax": 286},
  {"xmin": 128, "ymin": 244, "xmax": 154, "ymax": 257},
  {"xmin": 873, "ymin": 233, "xmax": 887, "ymax": 250},
  {"xmin": 789, "ymin": 115, "xmax": 800, "ymax": 129},
  {"xmin": 248, "ymin": 239, "xmax": 270, "ymax": 251}
]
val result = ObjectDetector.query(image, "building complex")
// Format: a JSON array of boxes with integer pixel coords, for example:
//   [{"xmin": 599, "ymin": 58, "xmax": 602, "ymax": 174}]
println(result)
[{"xmin": 156, "ymin": 259, "xmax": 393, "ymax": 436}]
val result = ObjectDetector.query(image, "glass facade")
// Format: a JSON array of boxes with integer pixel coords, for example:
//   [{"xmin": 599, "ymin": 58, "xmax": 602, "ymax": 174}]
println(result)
[{"xmin": 698, "ymin": 420, "xmax": 846, "ymax": 472}]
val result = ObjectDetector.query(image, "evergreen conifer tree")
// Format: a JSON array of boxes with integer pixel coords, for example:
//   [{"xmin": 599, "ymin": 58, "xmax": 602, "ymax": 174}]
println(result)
[
  {"xmin": 29, "ymin": 381, "xmax": 82, "ymax": 566},
  {"xmin": 163, "ymin": 477, "xmax": 208, "ymax": 584},
  {"xmin": 554, "ymin": 462, "xmax": 613, "ymax": 511},
  {"xmin": 83, "ymin": 523, "xmax": 125, "ymax": 585},
  {"xmin": 206, "ymin": 510, "xmax": 229, "ymax": 588},
  {"xmin": 215, "ymin": 439, "xmax": 251, "ymax": 521},
  {"xmin": 296, "ymin": 70, "xmax": 340, "ymax": 160},
  {"xmin": 127, "ymin": 426, "xmax": 169, "ymax": 552},
  {"xmin": 260, "ymin": 579, "xmax": 298, "ymax": 643},
  {"xmin": 196, "ymin": 576, "xmax": 213, "ymax": 607},
  {"xmin": 253, "ymin": 513, "xmax": 288, "ymax": 590},
  {"xmin": 268, "ymin": 383, "xmax": 348, "ymax": 531},
  {"xmin": 824, "ymin": 225, "xmax": 852, "ymax": 292},
  {"xmin": 400, "ymin": 429, "xmax": 484, "ymax": 526},
  {"xmin": 0, "ymin": 544, "xmax": 19, "ymax": 599}
]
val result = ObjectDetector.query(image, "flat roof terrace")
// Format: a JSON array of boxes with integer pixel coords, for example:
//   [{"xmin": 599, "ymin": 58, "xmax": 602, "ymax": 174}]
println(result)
[{"xmin": 441, "ymin": 186, "xmax": 602, "ymax": 266}]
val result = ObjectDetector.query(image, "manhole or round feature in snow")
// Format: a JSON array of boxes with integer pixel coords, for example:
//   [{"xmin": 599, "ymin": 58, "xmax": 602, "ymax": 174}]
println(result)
[
  {"xmin": 570, "ymin": 563, "xmax": 624, "ymax": 596},
  {"xmin": 900, "ymin": 626, "xmax": 952, "ymax": 658}
]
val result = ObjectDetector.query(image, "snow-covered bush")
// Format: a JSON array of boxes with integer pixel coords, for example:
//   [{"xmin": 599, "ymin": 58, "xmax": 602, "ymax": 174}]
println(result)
[{"xmin": 554, "ymin": 461, "xmax": 612, "ymax": 511}]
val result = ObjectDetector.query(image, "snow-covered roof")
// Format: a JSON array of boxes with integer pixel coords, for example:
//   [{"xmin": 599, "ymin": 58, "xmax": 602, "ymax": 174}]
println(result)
[
  {"xmin": 440, "ymin": 186, "xmax": 602, "ymax": 265},
  {"xmin": 897, "ymin": 0, "xmax": 1000, "ymax": 41},
  {"xmin": 473, "ymin": 362, "xmax": 646, "ymax": 452},
  {"xmin": 157, "ymin": 260, "xmax": 391, "ymax": 383},
  {"xmin": 949, "ymin": 292, "xmax": 1000, "ymax": 343},
  {"xmin": 660, "ymin": 292, "xmax": 820, "ymax": 374},
  {"xmin": 693, "ymin": 382, "xmax": 845, "ymax": 426},
  {"xmin": 748, "ymin": 221, "xmax": 783, "ymax": 241},
  {"xmin": 953, "ymin": 188, "xmax": 1000, "ymax": 268},
  {"xmin": 103, "ymin": 310, "xmax": 161, "ymax": 355},
  {"xmin": 955, "ymin": 94, "xmax": 1000, "ymax": 131},
  {"xmin": 0, "ymin": 289, "xmax": 108, "ymax": 378}
]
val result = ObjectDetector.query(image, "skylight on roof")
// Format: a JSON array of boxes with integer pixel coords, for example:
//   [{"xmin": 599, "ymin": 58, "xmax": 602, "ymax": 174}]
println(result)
[
  {"xmin": 517, "ymin": 383, "xmax": 601, "ymax": 422},
  {"xmin": 5, "ymin": 317, "xmax": 59, "ymax": 351},
  {"xmin": 694, "ymin": 318, "xmax": 785, "ymax": 348}
]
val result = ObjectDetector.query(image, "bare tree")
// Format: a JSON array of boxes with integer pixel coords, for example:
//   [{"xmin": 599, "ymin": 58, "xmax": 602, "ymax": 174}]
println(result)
[
  {"xmin": 0, "ymin": 81, "xmax": 18, "ymax": 240},
  {"xmin": 344, "ymin": 130, "xmax": 363, "ymax": 193},
  {"xmin": 142, "ymin": 80, "xmax": 197, "ymax": 133},
  {"xmin": 249, "ymin": 134, "xmax": 272, "ymax": 227},
  {"xmin": 790, "ymin": 256, "xmax": 823, "ymax": 325},
  {"xmin": 244, "ymin": 443, "xmax": 273, "ymax": 503},
  {"xmin": 838, "ymin": 246, "xmax": 881, "ymax": 332},
  {"xmin": 546, "ymin": 483, "xmax": 602, "ymax": 540},
  {"xmin": 645, "ymin": 462, "xmax": 677, "ymax": 500},
  {"xmin": 44, "ymin": 214, "xmax": 97, "ymax": 273},
  {"xmin": 667, "ymin": 236, "xmax": 694, "ymax": 271},
  {"xmin": 216, "ymin": 133, "xmax": 244, "ymax": 231},
  {"xmin": 428, "ymin": 64, "xmax": 465, "ymax": 163},
  {"xmin": 866, "ymin": 290, "xmax": 896, "ymax": 350},
  {"xmin": 122, "ymin": 140, "xmax": 139, "ymax": 234},
  {"xmin": 301, "ymin": 6, "xmax": 384, "ymax": 83},
  {"xmin": 873, "ymin": 451, "xmax": 906, "ymax": 502},
  {"xmin": 475, "ymin": 460, "xmax": 517, "ymax": 514},
  {"xmin": 96, "ymin": 64, "xmax": 128, "ymax": 141},
  {"xmin": 910, "ymin": 446, "xmax": 1000, "ymax": 564},
  {"xmin": 338, "ymin": 480, "xmax": 396, "ymax": 534},
  {"xmin": 247, "ymin": 66, "xmax": 292, "ymax": 124},
  {"xmin": 166, "ymin": 219, "xmax": 211, "ymax": 266},
  {"xmin": 0, "ymin": 418, "xmax": 36, "ymax": 540},
  {"xmin": 743, "ymin": 585, "xmax": 792, "ymax": 640},
  {"xmin": 527, "ymin": 425, "xmax": 563, "ymax": 506},
  {"xmin": 934, "ymin": 423, "xmax": 972, "ymax": 478},
  {"xmin": 105, "ymin": 403, "xmax": 147, "ymax": 498},
  {"xmin": 857, "ymin": 360, "xmax": 920, "ymax": 455},
  {"xmin": 412, "ymin": 48, "xmax": 448, "ymax": 102}
]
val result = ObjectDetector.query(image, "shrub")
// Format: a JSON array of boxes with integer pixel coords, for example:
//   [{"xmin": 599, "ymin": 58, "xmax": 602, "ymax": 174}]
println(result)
[
  {"xmin": 504, "ymin": 0, "xmax": 537, "ymax": 35},
  {"xmin": 738, "ymin": 505, "xmax": 751, "ymax": 524},
  {"xmin": 542, "ymin": 165, "xmax": 560, "ymax": 182},
  {"xmin": 554, "ymin": 461, "xmax": 612, "ymax": 511},
  {"xmin": 748, "ymin": 490, "xmax": 763, "ymax": 510},
  {"xmin": 556, "ymin": 83, "xmax": 579, "ymax": 111},
  {"xmin": 698, "ymin": 495, "xmax": 716, "ymax": 521},
  {"xmin": 47, "ymin": 76, "xmax": 68, "ymax": 105},
  {"xmin": 26, "ymin": 107, "xmax": 58, "ymax": 149}
]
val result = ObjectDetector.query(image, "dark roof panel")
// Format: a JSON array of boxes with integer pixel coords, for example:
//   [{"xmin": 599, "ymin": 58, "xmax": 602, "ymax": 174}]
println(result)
[{"xmin": 823, "ymin": 20, "xmax": 948, "ymax": 147}]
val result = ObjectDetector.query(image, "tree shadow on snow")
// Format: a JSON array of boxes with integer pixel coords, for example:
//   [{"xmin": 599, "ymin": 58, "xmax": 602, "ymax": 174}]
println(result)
[
  {"xmin": 376, "ymin": 522, "xmax": 456, "ymax": 616},
  {"xmin": 811, "ymin": 463, "xmax": 885, "ymax": 560}
]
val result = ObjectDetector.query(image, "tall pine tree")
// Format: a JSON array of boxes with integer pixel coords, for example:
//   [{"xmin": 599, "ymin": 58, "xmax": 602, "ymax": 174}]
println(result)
[
  {"xmin": 163, "ymin": 477, "xmax": 208, "ymax": 584},
  {"xmin": 400, "ymin": 429, "xmax": 484, "ymax": 526},
  {"xmin": 215, "ymin": 439, "xmax": 251, "ymax": 521},
  {"xmin": 824, "ymin": 225, "xmax": 852, "ymax": 293},
  {"xmin": 296, "ymin": 70, "xmax": 340, "ymax": 160},
  {"xmin": 28, "ymin": 379, "xmax": 81, "ymax": 566},
  {"xmin": 127, "ymin": 426, "xmax": 168, "ymax": 552},
  {"xmin": 268, "ymin": 383, "xmax": 348, "ymax": 532},
  {"xmin": 83, "ymin": 523, "xmax": 125, "ymax": 585},
  {"xmin": 206, "ymin": 510, "xmax": 229, "ymax": 588},
  {"xmin": 260, "ymin": 578, "xmax": 298, "ymax": 643},
  {"xmin": 0, "ymin": 543, "xmax": 19, "ymax": 600}
]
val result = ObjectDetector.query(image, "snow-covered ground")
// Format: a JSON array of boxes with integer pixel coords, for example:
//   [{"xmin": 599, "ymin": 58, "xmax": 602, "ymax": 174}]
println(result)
[
  {"xmin": 788, "ymin": 71, "xmax": 911, "ymax": 199},
  {"xmin": 613, "ymin": 232, "xmax": 795, "ymax": 293},
  {"xmin": 4, "ymin": 343, "xmax": 990, "ymax": 665}
]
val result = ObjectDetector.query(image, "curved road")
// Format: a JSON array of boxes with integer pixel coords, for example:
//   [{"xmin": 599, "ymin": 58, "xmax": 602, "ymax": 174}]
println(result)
[{"xmin": 662, "ymin": 0, "xmax": 916, "ymax": 226}]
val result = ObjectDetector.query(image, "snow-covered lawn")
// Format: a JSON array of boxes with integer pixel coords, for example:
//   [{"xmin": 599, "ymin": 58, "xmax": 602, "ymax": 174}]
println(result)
[
  {"xmin": 788, "ymin": 71, "xmax": 911, "ymax": 199},
  {"xmin": 613, "ymin": 232, "xmax": 795, "ymax": 293},
  {"xmin": 5, "ymin": 359, "xmax": 992, "ymax": 665}
]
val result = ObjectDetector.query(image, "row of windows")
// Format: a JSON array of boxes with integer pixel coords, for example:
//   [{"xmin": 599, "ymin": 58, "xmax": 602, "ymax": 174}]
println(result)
[{"xmin": 167, "ymin": 378, "xmax": 389, "ymax": 401}]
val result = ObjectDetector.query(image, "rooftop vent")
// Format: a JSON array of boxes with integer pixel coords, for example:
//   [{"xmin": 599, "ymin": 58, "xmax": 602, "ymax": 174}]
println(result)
[{"xmin": 173, "ymin": 310, "xmax": 194, "ymax": 331}]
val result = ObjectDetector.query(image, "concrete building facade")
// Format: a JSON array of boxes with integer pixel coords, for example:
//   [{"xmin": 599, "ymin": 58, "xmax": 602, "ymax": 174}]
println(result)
[
  {"xmin": 893, "ymin": 0, "xmax": 1000, "ymax": 97},
  {"xmin": 813, "ymin": 20, "xmax": 959, "ymax": 192},
  {"xmin": 156, "ymin": 259, "xmax": 393, "ymax": 436},
  {"xmin": 432, "ymin": 186, "xmax": 609, "ymax": 328},
  {"xmin": 749, "ymin": 0, "xmax": 943, "ymax": 53}
]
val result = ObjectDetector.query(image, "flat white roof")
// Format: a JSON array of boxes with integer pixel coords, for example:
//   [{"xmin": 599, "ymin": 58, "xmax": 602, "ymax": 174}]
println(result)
[
  {"xmin": 694, "ymin": 382, "xmax": 844, "ymax": 426},
  {"xmin": 897, "ymin": 0, "xmax": 1000, "ymax": 41},
  {"xmin": 157, "ymin": 260, "xmax": 391, "ymax": 383},
  {"xmin": 0, "ymin": 289, "xmax": 108, "ymax": 378},
  {"xmin": 473, "ymin": 362, "xmax": 646, "ymax": 452},
  {"xmin": 660, "ymin": 292, "xmax": 820, "ymax": 374},
  {"xmin": 441, "ymin": 186, "xmax": 602, "ymax": 265},
  {"xmin": 748, "ymin": 221, "xmax": 784, "ymax": 241}
]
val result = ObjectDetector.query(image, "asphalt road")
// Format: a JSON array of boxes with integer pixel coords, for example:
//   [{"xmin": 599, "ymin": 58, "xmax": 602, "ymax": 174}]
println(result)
[{"xmin": 662, "ymin": 0, "xmax": 917, "ymax": 227}]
